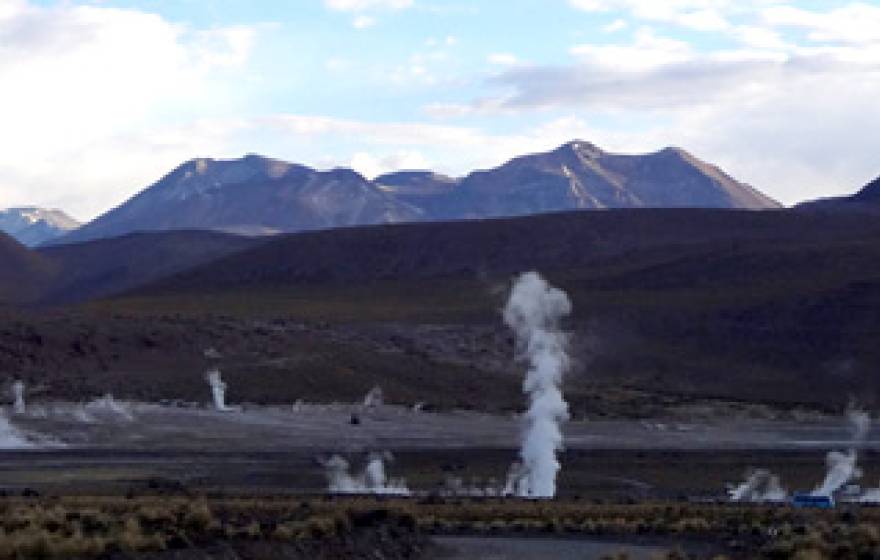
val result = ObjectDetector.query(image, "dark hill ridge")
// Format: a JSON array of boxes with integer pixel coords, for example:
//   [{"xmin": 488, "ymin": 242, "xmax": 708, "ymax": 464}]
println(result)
[
  {"xmin": 139, "ymin": 208, "xmax": 864, "ymax": 294},
  {"xmin": 55, "ymin": 141, "xmax": 780, "ymax": 245},
  {"xmin": 117, "ymin": 208, "xmax": 880, "ymax": 409},
  {"xmin": 0, "ymin": 232, "xmax": 55, "ymax": 304},
  {"xmin": 852, "ymin": 175, "xmax": 880, "ymax": 203},
  {"xmin": 35, "ymin": 230, "xmax": 262, "ymax": 305},
  {"xmin": 0, "ymin": 229, "xmax": 260, "ymax": 306},
  {"xmin": 797, "ymin": 173, "xmax": 880, "ymax": 213}
]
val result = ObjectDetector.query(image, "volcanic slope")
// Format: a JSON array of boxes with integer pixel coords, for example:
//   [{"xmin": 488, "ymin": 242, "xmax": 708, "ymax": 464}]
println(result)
[
  {"xmin": 35, "ymin": 230, "xmax": 262, "ymax": 304},
  {"xmin": 89, "ymin": 208, "xmax": 880, "ymax": 411},
  {"xmin": 0, "ymin": 232, "xmax": 55, "ymax": 304}
]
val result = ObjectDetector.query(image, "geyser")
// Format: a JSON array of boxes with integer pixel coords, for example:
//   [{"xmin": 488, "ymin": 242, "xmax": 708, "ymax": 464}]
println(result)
[
  {"xmin": 206, "ymin": 368, "xmax": 232, "ymax": 412},
  {"xmin": 323, "ymin": 452, "xmax": 409, "ymax": 495},
  {"xmin": 0, "ymin": 411, "xmax": 36, "ymax": 448},
  {"xmin": 363, "ymin": 386, "xmax": 384, "ymax": 408},
  {"xmin": 11, "ymin": 380, "xmax": 25, "ymax": 415},
  {"xmin": 503, "ymin": 271, "xmax": 572, "ymax": 498},
  {"xmin": 85, "ymin": 394, "xmax": 134, "ymax": 422},
  {"xmin": 812, "ymin": 408, "xmax": 870, "ymax": 497},
  {"xmin": 729, "ymin": 469, "xmax": 787, "ymax": 502}
]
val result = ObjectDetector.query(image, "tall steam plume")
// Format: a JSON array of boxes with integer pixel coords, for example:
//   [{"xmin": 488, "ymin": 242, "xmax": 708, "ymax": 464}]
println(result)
[
  {"xmin": 11, "ymin": 380, "xmax": 25, "ymax": 415},
  {"xmin": 812, "ymin": 408, "xmax": 870, "ymax": 497},
  {"xmin": 503, "ymin": 271, "xmax": 572, "ymax": 498},
  {"xmin": 206, "ymin": 368, "xmax": 232, "ymax": 412}
]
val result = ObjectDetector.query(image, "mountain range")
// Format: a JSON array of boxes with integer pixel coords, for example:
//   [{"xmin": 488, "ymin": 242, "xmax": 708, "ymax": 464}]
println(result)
[
  {"xmin": 55, "ymin": 141, "xmax": 781, "ymax": 245},
  {"xmin": 0, "ymin": 207, "xmax": 80, "ymax": 246}
]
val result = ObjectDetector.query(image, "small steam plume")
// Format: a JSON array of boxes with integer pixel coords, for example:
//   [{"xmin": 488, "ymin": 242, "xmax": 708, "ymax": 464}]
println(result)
[
  {"xmin": 11, "ymin": 380, "xmax": 25, "ymax": 415},
  {"xmin": 325, "ymin": 455, "xmax": 358, "ymax": 493},
  {"xmin": 0, "ymin": 410, "xmax": 36, "ymax": 448},
  {"xmin": 363, "ymin": 386, "xmax": 384, "ymax": 408},
  {"xmin": 812, "ymin": 408, "xmax": 870, "ymax": 497},
  {"xmin": 444, "ymin": 475, "xmax": 502, "ymax": 497},
  {"xmin": 84, "ymin": 394, "xmax": 134, "ymax": 422},
  {"xmin": 323, "ymin": 451, "xmax": 409, "ymax": 495},
  {"xmin": 858, "ymin": 488, "xmax": 880, "ymax": 503},
  {"xmin": 503, "ymin": 461, "xmax": 529, "ymax": 497},
  {"xmin": 729, "ymin": 469, "xmax": 787, "ymax": 502},
  {"xmin": 849, "ymin": 408, "xmax": 871, "ymax": 441},
  {"xmin": 813, "ymin": 451, "xmax": 861, "ymax": 497},
  {"xmin": 206, "ymin": 368, "xmax": 232, "ymax": 412},
  {"xmin": 503, "ymin": 271, "xmax": 572, "ymax": 499}
]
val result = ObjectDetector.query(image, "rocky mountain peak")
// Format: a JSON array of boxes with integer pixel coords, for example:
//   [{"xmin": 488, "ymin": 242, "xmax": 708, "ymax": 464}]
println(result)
[{"xmin": 0, "ymin": 207, "xmax": 81, "ymax": 246}]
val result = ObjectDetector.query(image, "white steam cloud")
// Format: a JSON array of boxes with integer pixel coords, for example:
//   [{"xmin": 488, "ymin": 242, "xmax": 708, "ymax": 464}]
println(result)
[
  {"xmin": 812, "ymin": 408, "xmax": 870, "ymax": 497},
  {"xmin": 729, "ymin": 469, "xmax": 787, "ymax": 503},
  {"xmin": 324, "ymin": 452, "xmax": 409, "ymax": 495},
  {"xmin": 206, "ymin": 368, "xmax": 232, "ymax": 412},
  {"xmin": 363, "ymin": 386, "xmax": 384, "ymax": 408},
  {"xmin": 11, "ymin": 380, "xmax": 25, "ymax": 415},
  {"xmin": 0, "ymin": 411, "xmax": 37, "ymax": 448},
  {"xmin": 503, "ymin": 271, "xmax": 572, "ymax": 499},
  {"xmin": 84, "ymin": 394, "xmax": 134, "ymax": 422}
]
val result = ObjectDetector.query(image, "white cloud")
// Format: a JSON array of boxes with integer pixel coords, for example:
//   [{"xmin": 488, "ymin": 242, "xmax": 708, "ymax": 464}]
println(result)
[
  {"xmin": 257, "ymin": 113, "xmax": 641, "ymax": 177},
  {"xmin": 325, "ymin": 0, "xmax": 413, "ymax": 26},
  {"xmin": 352, "ymin": 15, "xmax": 377, "ymax": 28},
  {"xmin": 570, "ymin": 27, "xmax": 693, "ymax": 70},
  {"xmin": 487, "ymin": 52, "xmax": 518, "ymax": 66},
  {"xmin": 568, "ymin": 0, "xmax": 736, "ymax": 31},
  {"xmin": 602, "ymin": 18, "xmax": 628, "ymax": 32},
  {"xmin": 0, "ymin": 1, "xmax": 257, "ymax": 218},
  {"xmin": 732, "ymin": 25, "xmax": 789, "ymax": 50},
  {"xmin": 762, "ymin": 3, "xmax": 880, "ymax": 46},
  {"xmin": 385, "ymin": 40, "xmax": 459, "ymax": 87},
  {"xmin": 324, "ymin": 0, "xmax": 413, "ymax": 12},
  {"xmin": 422, "ymin": 4, "xmax": 880, "ymax": 204},
  {"xmin": 349, "ymin": 150, "xmax": 431, "ymax": 178}
]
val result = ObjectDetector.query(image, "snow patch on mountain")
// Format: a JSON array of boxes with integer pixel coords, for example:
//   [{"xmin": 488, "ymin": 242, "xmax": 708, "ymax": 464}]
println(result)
[{"xmin": 0, "ymin": 207, "xmax": 80, "ymax": 246}]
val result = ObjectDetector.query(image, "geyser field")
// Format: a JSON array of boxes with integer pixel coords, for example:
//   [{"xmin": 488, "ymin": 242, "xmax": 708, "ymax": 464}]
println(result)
[
  {"xmin": 3, "ymin": 271, "xmax": 880, "ymax": 559},
  {"xmin": 3, "ymin": 400, "xmax": 880, "ymax": 498}
]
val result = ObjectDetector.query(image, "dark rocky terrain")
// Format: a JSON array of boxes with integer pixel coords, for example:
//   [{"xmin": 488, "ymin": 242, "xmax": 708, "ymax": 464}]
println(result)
[
  {"xmin": 0, "ymin": 230, "xmax": 261, "ymax": 306},
  {"xmin": 35, "ymin": 230, "xmax": 262, "ymax": 305},
  {"xmin": 1, "ymin": 207, "xmax": 880, "ymax": 414},
  {"xmin": 0, "ymin": 233, "xmax": 56, "ymax": 304},
  {"xmin": 54, "ymin": 141, "xmax": 779, "ymax": 245}
]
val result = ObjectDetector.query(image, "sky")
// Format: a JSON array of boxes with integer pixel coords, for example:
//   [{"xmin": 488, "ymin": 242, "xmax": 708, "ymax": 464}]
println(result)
[{"xmin": 1, "ymin": 0, "xmax": 880, "ymax": 220}]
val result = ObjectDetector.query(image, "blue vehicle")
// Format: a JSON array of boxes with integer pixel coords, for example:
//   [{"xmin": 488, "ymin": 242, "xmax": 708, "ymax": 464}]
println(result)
[{"xmin": 791, "ymin": 493, "xmax": 834, "ymax": 508}]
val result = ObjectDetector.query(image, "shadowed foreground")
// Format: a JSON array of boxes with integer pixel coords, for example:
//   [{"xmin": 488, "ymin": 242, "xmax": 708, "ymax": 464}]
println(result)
[{"xmin": 0, "ymin": 495, "xmax": 877, "ymax": 559}]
